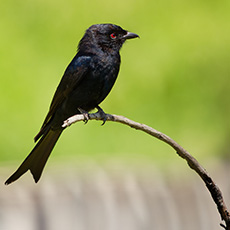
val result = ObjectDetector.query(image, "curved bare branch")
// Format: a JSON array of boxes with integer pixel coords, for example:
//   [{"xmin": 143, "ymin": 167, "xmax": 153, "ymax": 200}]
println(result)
[{"xmin": 62, "ymin": 112, "xmax": 230, "ymax": 229}]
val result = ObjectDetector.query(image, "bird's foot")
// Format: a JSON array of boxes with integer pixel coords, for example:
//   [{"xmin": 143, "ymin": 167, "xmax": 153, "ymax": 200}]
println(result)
[
  {"xmin": 96, "ymin": 106, "xmax": 107, "ymax": 126},
  {"xmin": 78, "ymin": 108, "xmax": 90, "ymax": 124}
]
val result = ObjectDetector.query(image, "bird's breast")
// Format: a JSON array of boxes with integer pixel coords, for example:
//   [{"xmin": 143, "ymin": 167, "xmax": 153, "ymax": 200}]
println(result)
[{"xmin": 64, "ymin": 54, "xmax": 120, "ymax": 113}]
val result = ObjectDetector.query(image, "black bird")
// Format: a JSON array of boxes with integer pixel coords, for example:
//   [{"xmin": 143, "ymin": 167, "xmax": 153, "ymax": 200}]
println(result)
[{"xmin": 5, "ymin": 24, "xmax": 139, "ymax": 185}]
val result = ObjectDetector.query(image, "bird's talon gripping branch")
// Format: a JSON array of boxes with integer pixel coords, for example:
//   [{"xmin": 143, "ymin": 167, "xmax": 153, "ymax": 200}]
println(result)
[
  {"xmin": 96, "ymin": 106, "xmax": 107, "ymax": 125},
  {"xmin": 78, "ymin": 108, "xmax": 90, "ymax": 124}
]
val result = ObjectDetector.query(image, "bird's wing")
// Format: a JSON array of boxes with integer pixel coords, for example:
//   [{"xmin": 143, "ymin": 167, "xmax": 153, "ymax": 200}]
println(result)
[{"xmin": 34, "ymin": 56, "xmax": 91, "ymax": 142}]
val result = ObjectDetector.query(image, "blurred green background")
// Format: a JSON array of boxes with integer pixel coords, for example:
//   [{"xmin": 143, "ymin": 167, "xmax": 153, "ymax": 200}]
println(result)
[{"xmin": 1, "ymin": 0, "xmax": 230, "ymax": 169}]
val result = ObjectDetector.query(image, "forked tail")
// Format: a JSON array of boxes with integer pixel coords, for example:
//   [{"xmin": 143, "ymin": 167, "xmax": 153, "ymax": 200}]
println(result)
[{"xmin": 5, "ymin": 129, "xmax": 63, "ymax": 185}]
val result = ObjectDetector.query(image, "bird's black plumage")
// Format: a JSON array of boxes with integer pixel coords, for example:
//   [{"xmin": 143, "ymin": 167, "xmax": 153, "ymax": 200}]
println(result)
[{"xmin": 5, "ymin": 24, "xmax": 139, "ymax": 185}]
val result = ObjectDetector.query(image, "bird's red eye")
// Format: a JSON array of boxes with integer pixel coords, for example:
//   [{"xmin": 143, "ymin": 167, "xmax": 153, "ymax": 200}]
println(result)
[{"xmin": 110, "ymin": 33, "xmax": 116, "ymax": 39}]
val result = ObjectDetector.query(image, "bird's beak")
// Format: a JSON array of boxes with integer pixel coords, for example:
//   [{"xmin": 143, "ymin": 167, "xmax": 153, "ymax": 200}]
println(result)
[{"xmin": 123, "ymin": 31, "xmax": 140, "ymax": 40}]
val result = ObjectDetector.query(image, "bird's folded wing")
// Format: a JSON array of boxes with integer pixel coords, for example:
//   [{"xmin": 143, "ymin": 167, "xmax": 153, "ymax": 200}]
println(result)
[{"xmin": 34, "ymin": 56, "xmax": 92, "ymax": 142}]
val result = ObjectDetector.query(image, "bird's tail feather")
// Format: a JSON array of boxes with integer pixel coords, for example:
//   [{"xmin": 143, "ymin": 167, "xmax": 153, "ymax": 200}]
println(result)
[{"xmin": 5, "ymin": 129, "xmax": 63, "ymax": 185}]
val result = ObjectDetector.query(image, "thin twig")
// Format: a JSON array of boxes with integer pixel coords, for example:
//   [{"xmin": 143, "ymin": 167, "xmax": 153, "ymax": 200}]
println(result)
[{"xmin": 62, "ymin": 112, "xmax": 230, "ymax": 229}]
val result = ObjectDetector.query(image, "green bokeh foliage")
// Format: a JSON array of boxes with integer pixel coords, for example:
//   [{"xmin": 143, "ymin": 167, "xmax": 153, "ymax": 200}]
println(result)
[{"xmin": 1, "ymin": 0, "xmax": 230, "ymax": 165}]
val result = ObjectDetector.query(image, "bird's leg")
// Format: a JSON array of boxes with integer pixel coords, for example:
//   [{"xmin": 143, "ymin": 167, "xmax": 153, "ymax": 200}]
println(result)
[
  {"xmin": 96, "ymin": 106, "xmax": 107, "ymax": 126},
  {"xmin": 78, "ymin": 108, "xmax": 90, "ymax": 124}
]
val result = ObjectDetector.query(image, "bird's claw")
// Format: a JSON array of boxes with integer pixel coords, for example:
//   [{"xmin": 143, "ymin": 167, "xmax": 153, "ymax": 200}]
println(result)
[
  {"xmin": 78, "ymin": 108, "xmax": 90, "ymax": 124},
  {"xmin": 96, "ymin": 106, "xmax": 107, "ymax": 126}
]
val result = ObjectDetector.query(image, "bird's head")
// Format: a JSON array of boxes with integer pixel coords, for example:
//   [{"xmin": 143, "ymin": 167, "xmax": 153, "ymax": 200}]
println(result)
[{"xmin": 78, "ymin": 24, "xmax": 139, "ymax": 54}]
